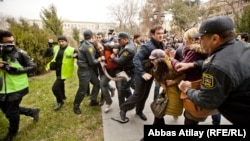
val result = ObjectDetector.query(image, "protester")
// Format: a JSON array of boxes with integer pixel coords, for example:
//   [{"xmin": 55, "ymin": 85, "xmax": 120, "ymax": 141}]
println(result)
[
  {"xmin": 171, "ymin": 27, "xmax": 208, "ymax": 125},
  {"xmin": 44, "ymin": 36, "xmax": 78, "ymax": 111},
  {"xmin": 177, "ymin": 16, "xmax": 250, "ymax": 124},
  {"xmin": 0, "ymin": 30, "xmax": 40, "ymax": 141}
]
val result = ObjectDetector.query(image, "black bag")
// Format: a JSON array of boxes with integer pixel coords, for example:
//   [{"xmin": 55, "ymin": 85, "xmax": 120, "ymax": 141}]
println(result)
[
  {"xmin": 150, "ymin": 92, "xmax": 168, "ymax": 118},
  {"xmin": 50, "ymin": 62, "xmax": 57, "ymax": 70}
]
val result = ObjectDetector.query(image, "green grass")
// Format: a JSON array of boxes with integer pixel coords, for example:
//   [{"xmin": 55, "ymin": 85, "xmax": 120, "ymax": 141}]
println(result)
[{"xmin": 0, "ymin": 70, "xmax": 103, "ymax": 141}]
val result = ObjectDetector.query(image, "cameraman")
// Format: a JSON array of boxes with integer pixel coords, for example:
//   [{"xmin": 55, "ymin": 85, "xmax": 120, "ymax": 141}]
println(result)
[{"xmin": 0, "ymin": 30, "xmax": 40, "ymax": 141}]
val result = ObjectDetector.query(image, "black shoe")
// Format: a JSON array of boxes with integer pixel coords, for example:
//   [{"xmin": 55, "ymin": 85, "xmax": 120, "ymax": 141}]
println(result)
[
  {"xmin": 73, "ymin": 107, "xmax": 81, "ymax": 115},
  {"xmin": 120, "ymin": 110, "xmax": 126, "ymax": 121},
  {"xmin": 3, "ymin": 132, "xmax": 17, "ymax": 141},
  {"xmin": 32, "ymin": 108, "xmax": 40, "ymax": 122},
  {"xmin": 89, "ymin": 101, "xmax": 99, "ymax": 106},
  {"xmin": 54, "ymin": 102, "xmax": 64, "ymax": 111},
  {"xmin": 136, "ymin": 113, "xmax": 147, "ymax": 121}
]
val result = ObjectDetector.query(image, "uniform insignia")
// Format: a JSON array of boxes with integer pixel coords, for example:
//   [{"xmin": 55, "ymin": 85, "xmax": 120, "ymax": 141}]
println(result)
[
  {"xmin": 204, "ymin": 55, "xmax": 214, "ymax": 65},
  {"xmin": 123, "ymin": 51, "xmax": 129, "ymax": 56},
  {"xmin": 88, "ymin": 47, "xmax": 93, "ymax": 53},
  {"xmin": 202, "ymin": 73, "xmax": 214, "ymax": 88}
]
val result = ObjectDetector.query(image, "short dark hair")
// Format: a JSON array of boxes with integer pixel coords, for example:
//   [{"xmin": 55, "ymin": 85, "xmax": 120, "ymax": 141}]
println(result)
[
  {"xmin": 97, "ymin": 32, "xmax": 104, "ymax": 38},
  {"xmin": 150, "ymin": 25, "xmax": 163, "ymax": 35},
  {"xmin": 0, "ymin": 30, "xmax": 13, "ymax": 42}
]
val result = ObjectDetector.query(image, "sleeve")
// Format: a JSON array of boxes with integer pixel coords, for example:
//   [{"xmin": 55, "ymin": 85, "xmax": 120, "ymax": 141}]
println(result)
[
  {"xmin": 112, "ymin": 49, "xmax": 134, "ymax": 65},
  {"xmin": 187, "ymin": 66, "xmax": 233, "ymax": 109},
  {"xmin": 85, "ymin": 46, "xmax": 99, "ymax": 66},
  {"xmin": 16, "ymin": 50, "xmax": 36, "ymax": 74},
  {"xmin": 133, "ymin": 45, "xmax": 151, "ymax": 75}
]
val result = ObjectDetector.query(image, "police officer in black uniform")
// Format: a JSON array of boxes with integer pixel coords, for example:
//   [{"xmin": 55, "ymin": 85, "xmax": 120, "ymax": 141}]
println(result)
[
  {"xmin": 110, "ymin": 32, "xmax": 135, "ymax": 107},
  {"xmin": 73, "ymin": 29, "xmax": 104, "ymax": 115},
  {"xmin": 178, "ymin": 16, "xmax": 250, "ymax": 124}
]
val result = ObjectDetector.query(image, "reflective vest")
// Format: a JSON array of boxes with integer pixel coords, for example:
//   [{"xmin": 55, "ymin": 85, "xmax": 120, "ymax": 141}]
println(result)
[
  {"xmin": 0, "ymin": 58, "xmax": 28, "ymax": 94},
  {"xmin": 46, "ymin": 45, "xmax": 75, "ymax": 79}
]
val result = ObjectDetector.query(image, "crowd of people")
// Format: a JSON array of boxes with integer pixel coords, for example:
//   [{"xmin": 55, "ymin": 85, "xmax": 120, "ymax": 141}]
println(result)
[{"xmin": 0, "ymin": 15, "xmax": 250, "ymax": 141}]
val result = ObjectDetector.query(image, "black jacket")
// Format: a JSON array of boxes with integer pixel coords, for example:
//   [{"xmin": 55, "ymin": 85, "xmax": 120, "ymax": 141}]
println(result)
[{"xmin": 187, "ymin": 39, "xmax": 250, "ymax": 124}]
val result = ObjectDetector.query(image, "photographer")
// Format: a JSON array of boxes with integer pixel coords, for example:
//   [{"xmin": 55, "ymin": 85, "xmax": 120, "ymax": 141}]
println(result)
[
  {"xmin": 44, "ymin": 36, "xmax": 78, "ymax": 111},
  {"xmin": 0, "ymin": 30, "xmax": 40, "ymax": 141}
]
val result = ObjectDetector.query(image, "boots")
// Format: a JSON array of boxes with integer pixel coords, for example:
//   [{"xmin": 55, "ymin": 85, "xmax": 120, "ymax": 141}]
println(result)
[{"xmin": 73, "ymin": 104, "xmax": 81, "ymax": 115}]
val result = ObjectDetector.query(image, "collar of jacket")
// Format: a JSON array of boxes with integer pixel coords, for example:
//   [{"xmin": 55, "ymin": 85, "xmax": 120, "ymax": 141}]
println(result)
[{"xmin": 151, "ymin": 38, "xmax": 164, "ymax": 49}]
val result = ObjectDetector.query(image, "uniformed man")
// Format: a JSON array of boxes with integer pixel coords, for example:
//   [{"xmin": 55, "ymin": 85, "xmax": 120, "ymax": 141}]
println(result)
[
  {"xmin": 73, "ymin": 29, "xmax": 105, "ymax": 115},
  {"xmin": 177, "ymin": 16, "xmax": 250, "ymax": 124},
  {"xmin": 110, "ymin": 32, "xmax": 135, "ymax": 107}
]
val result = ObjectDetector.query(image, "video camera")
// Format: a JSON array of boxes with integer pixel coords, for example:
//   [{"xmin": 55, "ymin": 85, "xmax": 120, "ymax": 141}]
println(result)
[
  {"xmin": 48, "ymin": 39, "xmax": 58, "ymax": 48},
  {"xmin": 108, "ymin": 29, "xmax": 114, "ymax": 35},
  {"xmin": 0, "ymin": 43, "xmax": 15, "ymax": 56}
]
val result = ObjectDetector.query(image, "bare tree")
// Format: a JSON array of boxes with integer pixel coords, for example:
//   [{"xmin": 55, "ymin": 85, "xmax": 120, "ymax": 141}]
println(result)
[{"xmin": 107, "ymin": 0, "xmax": 140, "ymax": 34}]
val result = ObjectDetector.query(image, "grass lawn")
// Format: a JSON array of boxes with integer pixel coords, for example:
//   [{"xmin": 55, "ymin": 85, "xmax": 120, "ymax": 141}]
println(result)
[{"xmin": 0, "ymin": 70, "xmax": 103, "ymax": 141}]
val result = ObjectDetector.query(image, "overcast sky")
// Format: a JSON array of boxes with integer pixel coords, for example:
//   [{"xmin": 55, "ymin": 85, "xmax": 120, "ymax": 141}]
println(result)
[
  {"xmin": 0, "ymin": 0, "xmax": 208, "ymax": 23},
  {"xmin": 0, "ymin": 0, "xmax": 129, "ymax": 22}
]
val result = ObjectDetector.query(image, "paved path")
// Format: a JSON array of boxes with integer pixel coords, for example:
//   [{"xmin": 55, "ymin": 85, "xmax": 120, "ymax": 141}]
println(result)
[{"xmin": 101, "ymin": 81, "xmax": 231, "ymax": 141}]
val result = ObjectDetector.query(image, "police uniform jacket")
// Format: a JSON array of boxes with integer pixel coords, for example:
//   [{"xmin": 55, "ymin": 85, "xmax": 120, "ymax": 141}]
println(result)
[
  {"xmin": 187, "ymin": 39, "xmax": 250, "ymax": 124},
  {"xmin": 77, "ymin": 40, "xmax": 99, "ymax": 69},
  {"xmin": 112, "ymin": 40, "xmax": 135, "ymax": 72},
  {"xmin": 133, "ymin": 38, "xmax": 164, "ymax": 78}
]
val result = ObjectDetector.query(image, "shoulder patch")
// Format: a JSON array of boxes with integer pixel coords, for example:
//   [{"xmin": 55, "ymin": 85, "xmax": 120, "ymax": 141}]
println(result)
[
  {"xmin": 88, "ymin": 47, "xmax": 94, "ymax": 53},
  {"xmin": 123, "ymin": 51, "xmax": 129, "ymax": 56},
  {"xmin": 202, "ymin": 73, "xmax": 214, "ymax": 88}
]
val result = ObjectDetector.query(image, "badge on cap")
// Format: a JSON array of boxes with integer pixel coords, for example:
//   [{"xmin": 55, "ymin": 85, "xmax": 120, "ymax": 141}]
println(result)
[{"xmin": 202, "ymin": 73, "xmax": 214, "ymax": 88}]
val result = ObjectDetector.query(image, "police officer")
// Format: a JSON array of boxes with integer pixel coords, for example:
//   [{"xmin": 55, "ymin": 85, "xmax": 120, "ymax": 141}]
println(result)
[
  {"xmin": 119, "ymin": 25, "xmax": 165, "ymax": 122},
  {"xmin": 178, "ymin": 16, "xmax": 250, "ymax": 124},
  {"xmin": 73, "ymin": 29, "xmax": 104, "ymax": 114},
  {"xmin": 0, "ymin": 30, "xmax": 40, "ymax": 141},
  {"xmin": 110, "ymin": 32, "xmax": 135, "ymax": 107},
  {"xmin": 44, "ymin": 36, "xmax": 78, "ymax": 111}
]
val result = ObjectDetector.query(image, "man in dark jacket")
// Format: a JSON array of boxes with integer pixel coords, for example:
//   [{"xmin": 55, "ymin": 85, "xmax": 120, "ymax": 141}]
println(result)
[
  {"xmin": 119, "ymin": 25, "xmax": 165, "ymax": 122},
  {"xmin": 110, "ymin": 32, "xmax": 135, "ymax": 107},
  {"xmin": 178, "ymin": 16, "xmax": 250, "ymax": 124},
  {"xmin": 0, "ymin": 30, "xmax": 40, "ymax": 141}
]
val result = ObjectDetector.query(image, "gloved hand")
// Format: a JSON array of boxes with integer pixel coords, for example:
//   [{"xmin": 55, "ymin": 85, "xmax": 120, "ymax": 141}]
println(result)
[
  {"xmin": 6, "ymin": 66, "xmax": 18, "ymax": 74},
  {"xmin": 0, "ymin": 63, "xmax": 18, "ymax": 74}
]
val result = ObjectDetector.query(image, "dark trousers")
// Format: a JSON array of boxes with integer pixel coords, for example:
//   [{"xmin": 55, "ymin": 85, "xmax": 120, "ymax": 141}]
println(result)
[
  {"xmin": 154, "ymin": 82, "xmax": 160, "ymax": 100},
  {"xmin": 74, "ymin": 68, "xmax": 100, "ymax": 105},
  {"xmin": 116, "ymin": 73, "xmax": 134, "ymax": 107},
  {"xmin": 100, "ymin": 75, "xmax": 113, "ymax": 105},
  {"xmin": 211, "ymin": 113, "xmax": 221, "ymax": 125},
  {"xmin": 52, "ymin": 78, "xmax": 65, "ymax": 103},
  {"xmin": 153, "ymin": 116, "xmax": 165, "ymax": 125},
  {"xmin": 120, "ymin": 76, "xmax": 153, "ymax": 114},
  {"xmin": 0, "ymin": 98, "xmax": 35, "ymax": 134}
]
